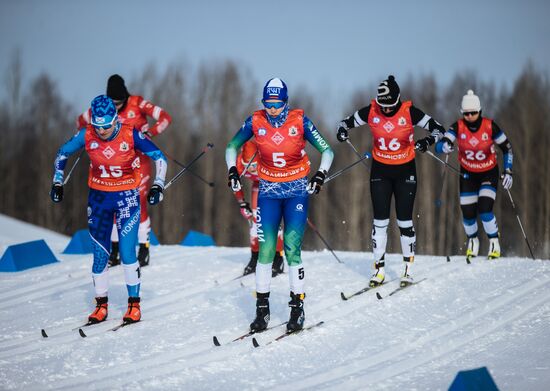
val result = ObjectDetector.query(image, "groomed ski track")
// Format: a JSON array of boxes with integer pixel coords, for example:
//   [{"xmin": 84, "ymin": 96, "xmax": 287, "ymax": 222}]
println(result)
[{"xmin": 0, "ymin": 220, "xmax": 549, "ymax": 390}]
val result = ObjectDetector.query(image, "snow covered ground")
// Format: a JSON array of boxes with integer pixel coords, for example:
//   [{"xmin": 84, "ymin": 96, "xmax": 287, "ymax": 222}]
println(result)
[{"xmin": 0, "ymin": 214, "xmax": 549, "ymax": 390}]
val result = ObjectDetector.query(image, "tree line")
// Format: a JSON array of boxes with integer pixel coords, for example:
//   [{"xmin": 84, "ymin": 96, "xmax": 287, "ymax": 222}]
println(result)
[{"xmin": 1, "ymin": 55, "xmax": 548, "ymax": 259}]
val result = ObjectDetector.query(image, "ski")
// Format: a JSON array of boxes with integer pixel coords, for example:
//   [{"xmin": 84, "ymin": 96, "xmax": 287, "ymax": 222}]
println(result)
[
  {"xmin": 78, "ymin": 320, "xmax": 138, "ymax": 338},
  {"xmin": 41, "ymin": 320, "xmax": 103, "ymax": 338},
  {"xmin": 212, "ymin": 321, "xmax": 287, "ymax": 347},
  {"xmin": 340, "ymin": 277, "xmax": 398, "ymax": 301},
  {"xmin": 376, "ymin": 278, "xmax": 428, "ymax": 299},
  {"xmin": 252, "ymin": 321, "xmax": 325, "ymax": 348}
]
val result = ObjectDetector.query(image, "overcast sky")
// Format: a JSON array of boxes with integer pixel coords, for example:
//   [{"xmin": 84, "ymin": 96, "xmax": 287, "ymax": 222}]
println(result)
[{"xmin": 1, "ymin": 0, "xmax": 549, "ymax": 116}]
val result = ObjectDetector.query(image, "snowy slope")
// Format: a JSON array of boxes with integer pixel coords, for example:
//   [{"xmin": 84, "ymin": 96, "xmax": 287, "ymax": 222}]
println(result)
[{"xmin": 0, "ymin": 216, "xmax": 549, "ymax": 391}]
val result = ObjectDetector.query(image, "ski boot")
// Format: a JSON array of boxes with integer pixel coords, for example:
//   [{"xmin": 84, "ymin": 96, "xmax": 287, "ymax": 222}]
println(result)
[
  {"xmin": 138, "ymin": 243, "xmax": 150, "ymax": 267},
  {"xmin": 272, "ymin": 251, "xmax": 284, "ymax": 277},
  {"xmin": 108, "ymin": 241, "xmax": 121, "ymax": 267},
  {"xmin": 123, "ymin": 297, "xmax": 141, "ymax": 323},
  {"xmin": 243, "ymin": 251, "xmax": 259, "ymax": 276},
  {"xmin": 400, "ymin": 257, "xmax": 414, "ymax": 287},
  {"xmin": 466, "ymin": 236, "xmax": 480, "ymax": 264},
  {"xmin": 369, "ymin": 258, "xmax": 385, "ymax": 287},
  {"xmin": 488, "ymin": 237, "xmax": 501, "ymax": 259},
  {"xmin": 287, "ymin": 292, "xmax": 305, "ymax": 332},
  {"xmin": 250, "ymin": 292, "xmax": 270, "ymax": 332},
  {"xmin": 88, "ymin": 296, "xmax": 108, "ymax": 324}
]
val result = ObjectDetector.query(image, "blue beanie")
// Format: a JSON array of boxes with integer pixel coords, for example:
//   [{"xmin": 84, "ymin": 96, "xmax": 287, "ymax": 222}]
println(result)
[
  {"xmin": 263, "ymin": 78, "xmax": 288, "ymax": 101},
  {"xmin": 90, "ymin": 95, "xmax": 118, "ymax": 127}
]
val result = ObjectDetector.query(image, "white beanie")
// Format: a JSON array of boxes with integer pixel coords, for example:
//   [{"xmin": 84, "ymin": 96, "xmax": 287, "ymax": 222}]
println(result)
[{"xmin": 461, "ymin": 89, "xmax": 481, "ymax": 112}]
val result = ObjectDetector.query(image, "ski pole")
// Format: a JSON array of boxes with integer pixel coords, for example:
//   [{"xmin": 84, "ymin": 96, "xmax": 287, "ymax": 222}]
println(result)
[
  {"xmin": 165, "ymin": 143, "xmax": 214, "ymax": 190},
  {"xmin": 166, "ymin": 152, "xmax": 214, "ymax": 187},
  {"xmin": 143, "ymin": 131, "xmax": 214, "ymax": 187},
  {"xmin": 434, "ymin": 154, "xmax": 449, "ymax": 208},
  {"xmin": 240, "ymin": 151, "xmax": 258, "ymax": 178},
  {"xmin": 325, "ymin": 153, "xmax": 371, "ymax": 184},
  {"xmin": 346, "ymin": 139, "xmax": 371, "ymax": 170},
  {"xmin": 307, "ymin": 218, "xmax": 343, "ymax": 264},
  {"xmin": 425, "ymin": 151, "xmax": 468, "ymax": 179},
  {"xmin": 63, "ymin": 150, "xmax": 84, "ymax": 185},
  {"xmin": 505, "ymin": 188, "xmax": 536, "ymax": 260}
]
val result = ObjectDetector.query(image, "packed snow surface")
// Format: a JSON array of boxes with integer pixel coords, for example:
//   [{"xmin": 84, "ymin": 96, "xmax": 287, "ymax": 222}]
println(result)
[{"xmin": 0, "ymin": 215, "xmax": 549, "ymax": 390}]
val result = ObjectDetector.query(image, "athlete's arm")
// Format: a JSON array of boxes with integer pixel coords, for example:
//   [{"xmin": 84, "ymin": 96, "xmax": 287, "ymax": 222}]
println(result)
[
  {"xmin": 435, "ymin": 121, "xmax": 458, "ymax": 153},
  {"xmin": 133, "ymin": 130, "xmax": 168, "ymax": 187},
  {"xmin": 304, "ymin": 116, "xmax": 334, "ymax": 173},
  {"xmin": 410, "ymin": 106, "xmax": 445, "ymax": 142},
  {"xmin": 137, "ymin": 96, "xmax": 172, "ymax": 136},
  {"xmin": 226, "ymin": 116, "xmax": 254, "ymax": 169},
  {"xmin": 76, "ymin": 108, "xmax": 92, "ymax": 129},
  {"xmin": 53, "ymin": 129, "xmax": 86, "ymax": 184},
  {"xmin": 339, "ymin": 105, "xmax": 372, "ymax": 131},
  {"xmin": 492, "ymin": 120, "xmax": 513, "ymax": 170}
]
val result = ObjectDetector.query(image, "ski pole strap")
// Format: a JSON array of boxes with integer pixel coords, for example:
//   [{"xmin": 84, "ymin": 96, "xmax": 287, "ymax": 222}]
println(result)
[
  {"xmin": 346, "ymin": 139, "xmax": 371, "ymax": 169},
  {"xmin": 240, "ymin": 150, "xmax": 258, "ymax": 178},
  {"xmin": 325, "ymin": 153, "xmax": 371, "ymax": 184},
  {"xmin": 63, "ymin": 149, "xmax": 84, "ymax": 186},
  {"xmin": 164, "ymin": 143, "xmax": 214, "ymax": 190},
  {"xmin": 425, "ymin": 151, "xmax": 468, "ymax": 179}
]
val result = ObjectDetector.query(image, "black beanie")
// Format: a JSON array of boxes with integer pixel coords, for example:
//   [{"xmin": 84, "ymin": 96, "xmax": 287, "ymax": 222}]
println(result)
[
  {"xmin": 106, "ymin": 74, "xmax": 130, "ymax": 101},
  {"xmin": 376, "ymin": 75, "xmax": 400, "ymax": 107}
]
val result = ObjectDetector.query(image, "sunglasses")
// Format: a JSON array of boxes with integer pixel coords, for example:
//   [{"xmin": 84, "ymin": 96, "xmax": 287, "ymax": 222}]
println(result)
[
  {"xmin": 262, "ymin": 100, "xmax": 286, "ymax": 109},
  {"xmin": 93, "ymin": 123, "xmax": 114, "ymax": 131},
  {"xmin": 463, "ymin": 111, "xmax": 479, "ymax": 116}
]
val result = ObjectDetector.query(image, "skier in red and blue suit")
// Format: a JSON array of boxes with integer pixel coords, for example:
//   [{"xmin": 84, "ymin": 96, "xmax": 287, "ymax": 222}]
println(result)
[
  {"xmin": 77, "ymin": 74, "xmax": 172, "ymax": 267},
  {"xmin": 226, "ymin": 78, "xmax": 334, "ymax": 333},
  {"xmin": 51, "ymin": 95, "xmax": 167, "ymax": 325}
]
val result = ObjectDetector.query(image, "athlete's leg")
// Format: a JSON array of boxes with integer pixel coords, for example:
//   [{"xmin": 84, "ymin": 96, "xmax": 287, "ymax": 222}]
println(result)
[
  {"xmin": 460, "ymin": 172, "xmax": 481, "ymax": 257},
  {"xmin": 393, "ymin": 162, "xmax": 417, "ymax": 283},
  {"xmin": 115, "ymin": 189, "xmax": 141, "ymax": 297},
  {"xmin": 370, "ymin": 162, "xmax": 393, "ymax": 262},
  {"xmin": 88, "ymin": 189, "xmax": 116, "ymax": 297},
  {"xmin": 250, "ymin": 181, "xmax": 260, "ymax": 252},
  {"xmin": 255, "ymin": 197, "xmax": 283, "ymax": 293},
  {"xmin": 282, "ymin": 195, "xmax": 309, "ymax": 294},
  {"xmin": 394, "ymin": 161, "xmax": 417, "ymax": 262},
  {"xmin": 478, "ymin": 169, "xmax": 500, "ymax": 258}
]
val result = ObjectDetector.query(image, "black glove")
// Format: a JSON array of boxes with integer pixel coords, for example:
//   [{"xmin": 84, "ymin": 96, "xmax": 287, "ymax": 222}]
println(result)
[
  {"xmin": 228, "ymin": 166, "xmax": 241, "ymax": 192},
  {"xmin": 147, "ymin": 184, "xmax": 164, "ymax": 205},
  {"xmin": 415, "ymin": 136, "xmax": 435, "ymax": 153},
  {"xmin": 239, "ymin": 201, "xmax": 253, "ymax": 220},
  {"xmin": 336, "ymin": 126, "xmax": 349, "ymax": 142},
  {"xmin": 50, "ymin": 183, "xmax": 63, "ymax": 203},
  {"xmin": 307, "ymin": 170, "xmax": 326, "ymax": 194}
]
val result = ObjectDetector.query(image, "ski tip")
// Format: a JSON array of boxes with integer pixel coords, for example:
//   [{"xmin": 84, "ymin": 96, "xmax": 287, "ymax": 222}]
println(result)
[
  {"xmin": 466, "ymin": 257, "xmax": 472, "ymax": 264},
  {"xmin": 78, "ymin": 328, "xmax": 87, "ymax": 338},
  {"xmin": 376, "ymin": 292, "xmax": 383, "ymax": 300},
  {"xmin": 340, "ymin": 292, "xmax": 348, "ymax": 301},
  {"xmin": 252, "ymin": 337, "xmax": 260, "ymax": 348},
  {"xmin": 213, "ymin": 336, "xmax": 221, "ymax": 347},
  {"xmin": 446, "ymin": 256, "xmax": 451, "ymax": 262},
  {"xmin": 41, "ymin": 329, "xmax": 48, "ymax": 338}
]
